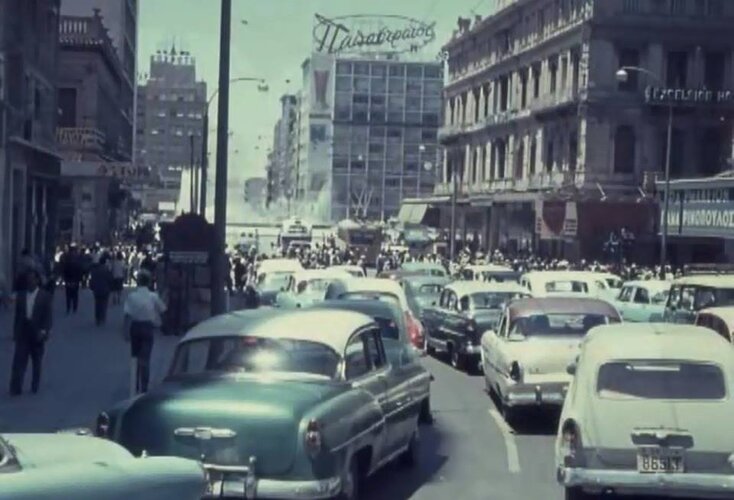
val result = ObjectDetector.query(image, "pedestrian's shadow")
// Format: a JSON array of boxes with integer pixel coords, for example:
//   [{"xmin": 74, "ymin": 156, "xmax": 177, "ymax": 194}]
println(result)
[{"xmin": 361, "ymin": 422, "xmax": 447, "ymax": 500}]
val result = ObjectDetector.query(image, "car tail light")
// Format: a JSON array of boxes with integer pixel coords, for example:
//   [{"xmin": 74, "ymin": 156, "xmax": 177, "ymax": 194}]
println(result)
[
  {"xmin": 509, "ymin": 361, "xmax": 523, "ymax": 382},
  {"xmin": 304, "ymin": 419, "xmax": 322, "ymax": 457},
  {"xmin": 405, "ymin": 312, "xmax": 423, "ymax": 348},
  {"xmin": 560, "ymin": 421, "xmax": 583, "ymax": 467},
  {"xmin": 95, "ymin": 412, "xmax": 110, "ymax": 439}
]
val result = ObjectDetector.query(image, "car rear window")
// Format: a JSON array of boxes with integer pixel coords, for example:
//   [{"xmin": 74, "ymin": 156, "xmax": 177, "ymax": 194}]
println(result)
[
  {"xmin": 511, "ymin": 313, "xmax": 614, "ymax": 336},
  {"xmin": 597, "ymin": 361, "xmax": 726, "ymax": 400},
  {"xmin": 545, "ymin": 280, "xmax": 588, "ymax": 293},
  {"xmin": 340, "ymin": 291, "xmax": 401, "ymax": 308}
]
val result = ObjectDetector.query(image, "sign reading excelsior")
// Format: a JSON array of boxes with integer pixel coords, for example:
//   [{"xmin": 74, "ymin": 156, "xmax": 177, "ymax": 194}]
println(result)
[
  {"xmin": 645, "ymin": 86, "xmax": 734, "ymax": 106},
  {"xmin": 313, "ymin": 14, "xmax": 436, "ymax": 55}
]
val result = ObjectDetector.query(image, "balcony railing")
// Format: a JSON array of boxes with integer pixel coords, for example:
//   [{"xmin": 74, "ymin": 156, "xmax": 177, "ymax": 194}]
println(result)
[{"xmin": 56, "ymin": 127, "xmax": 106, "ymax": 151}]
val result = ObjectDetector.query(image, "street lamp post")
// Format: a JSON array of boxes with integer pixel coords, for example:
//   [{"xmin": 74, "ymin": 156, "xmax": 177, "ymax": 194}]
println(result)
[{"xmin": 616, "ymin": 66, "xmax": 673, "ymax": 280}]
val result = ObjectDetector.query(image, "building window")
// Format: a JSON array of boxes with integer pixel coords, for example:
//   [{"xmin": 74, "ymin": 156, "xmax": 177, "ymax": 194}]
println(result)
[
  {"xmin": 533, "ymin": 64, "xmax": 541, "ymax": 99},
  {"xmin": 700, "ymin": 127, "xmax": 725, "ymax": 175},
  {"xmin": 546, "ymin": 140, "xmax": 554, "ymax": 172},
  {"xmin": 666, "ymin": 51, "xmax": 688, "ymax": 87},
  {"xmin": 336, "ymin": 62, "xmax": 352, "ymax": 75},
  {"xmin": 549, "ymin": 58, "xmax": 558, "ymax": 94},
  {"xmin": 515, "ymin": 140, "xmax": 524, "ymax": 179},
  {"xmin": 529, "ymin": 137, "xmax": 537, "ymax": 175},
  {"xmin": 58, "ymin": 88, "xmax": 77, "ymax": 127},
  {"xmin": 520, "ymin": 70, "xmax": 528, "ymax": 108},
  {"xmin": 569, "ymin": 132, "xmax": 578, "ymax": 172},
  {"xmin": 704, "ymin": 50, "xmax": 725, "ymax": 90},
  {"xmin": 499, "ymin": 76, "xmax": 509, "ymax": 111},
  {"xmin": 618, "ymin": 48, "xmax": 640, "ymax": 91},
  {"xmin": 614, "ymin": 125, "xmax": 636, "ymax": 174}
]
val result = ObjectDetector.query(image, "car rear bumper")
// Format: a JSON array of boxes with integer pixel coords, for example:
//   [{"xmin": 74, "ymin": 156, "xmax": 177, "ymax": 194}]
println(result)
[
  {"xmin": 505, "ymin": 382, "xmax": 568, "ymax": 408},
  {"xmin": 558, "ymin": 466, "xmax": 734, "ymax": 499},
  {"xmin": 202, "ymin": 463, "xmax": 341, "ymax": 499},
  {"xmin": 461, "ymin": 344, "xmax": 481, "ymax": 356}
]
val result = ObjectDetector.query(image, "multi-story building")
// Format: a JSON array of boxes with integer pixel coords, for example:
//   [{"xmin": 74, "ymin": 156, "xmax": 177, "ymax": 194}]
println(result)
[
  {"xmin": 56, "ymin": 11, "xmax": 134, "ymax": 245},
  {"xmin": 433, "ymin": 0, "xmax": 734, "ymax": 261},
  {"xmin": 0, "ymin": 0, "xmax": 62, "ymax": 284},
  {"xmin": 294, "ymin": 52, "xmax": 444, "ymax": 223},
  {"xmin": 244, "ymin": 177, "xmax": 267, "ymax": 211},
  {"xmin": 135, "ymin": 48, "xmax": 207, "ymax": 210},
  {"xmin": 271, "ymin": 94, "xmax": 299, "ymax": 205}
]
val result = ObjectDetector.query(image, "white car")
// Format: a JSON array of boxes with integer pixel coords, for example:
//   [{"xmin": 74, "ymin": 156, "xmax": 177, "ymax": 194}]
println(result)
[
  {"xmin": 329, "ymin": 264, "xmax": 366, "ymax": 278},
  {"xmin": 276, "ymin": 269, "xmax": 353, "ymax": 308},
  {"xmin": 520, "ymin": 271, "xmax": 616, "ymax": 300},
  {"xmin": 1, "ymin": 432, "xmax": 206, "ymax": 499},
  {"xmin": 255, "ymin": 259, "xmax": 305, "ymax": 305},
  {"xmin": 481, "ymin": 297, "xmax": 621, "ymax": 424},
  {"xmin": 557, "ymin": 323, "xmax": 734, "ymax": 500}
]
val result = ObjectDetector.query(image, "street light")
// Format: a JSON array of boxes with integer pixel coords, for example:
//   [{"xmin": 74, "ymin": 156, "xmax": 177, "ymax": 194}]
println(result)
[{"xmin": 615, "ymin": 66, "xmax": 672, "ymax": 279}]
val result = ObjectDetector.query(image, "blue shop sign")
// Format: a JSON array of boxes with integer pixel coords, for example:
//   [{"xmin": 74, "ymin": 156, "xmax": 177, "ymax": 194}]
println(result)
[{"xmin": 659, "ymin": 180, "xmax": 734, "ymax": 238}]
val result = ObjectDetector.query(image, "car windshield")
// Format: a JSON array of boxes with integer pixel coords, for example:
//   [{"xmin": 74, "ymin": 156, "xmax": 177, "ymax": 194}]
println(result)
[
  {"xmin": 510, "ymin": 313, "xmax": 616, "ymax": 336},
  {"xmin": 298, "ymin": 278, "xmax": 331, "ymax": 293},
  {"xmin": 258, "ymin": 272, "xmax": 292, "ymax": 289},
  {"xmin": 469, "ymin": 292, "xmax": 526, "ymax": 310},
  {"xmin": 597, "ymin": 361, "xmax": 726, "ymax": 400},
  {"xmin": 340, "ymin": 291, "xmax": 401, "ymax": 308},
  {"xmin": 545, "ymin": 280, "xmax": 589, "ymax": 293},
  {"xmin": 605, "ymin": 278, "xmax": 623, "ymax": 289},
  {"xmin": 170, "ymin": 336, "xmax": 339, "ymax": 379}
]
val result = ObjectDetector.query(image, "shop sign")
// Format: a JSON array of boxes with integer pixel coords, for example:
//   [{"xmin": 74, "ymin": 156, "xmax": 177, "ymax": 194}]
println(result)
[
  {"xmin": 313, "ymin": 14, "xmax": 436, "ymax": 55},
  {"xmin": 535, "ymin": 200, "xmax": 578, "ymax": 240},
  {"xmin": 645, "ymin": 86, "xmax": 734, "ymax": 106},
  {"xmin": 662, "ymin": 185, "xmax": 734, "ymax": 238}
]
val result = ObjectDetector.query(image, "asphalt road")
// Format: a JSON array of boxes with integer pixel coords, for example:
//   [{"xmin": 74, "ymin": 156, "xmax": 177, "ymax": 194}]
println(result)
[{"xmin": 363, "ymin": 354, "xmax": 562, "ymax": 500}]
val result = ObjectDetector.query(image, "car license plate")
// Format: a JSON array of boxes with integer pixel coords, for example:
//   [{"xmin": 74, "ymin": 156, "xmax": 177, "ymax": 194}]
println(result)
[{"xmin": 637, "ymin": 448, "xmax": 684, "ymax": 473}]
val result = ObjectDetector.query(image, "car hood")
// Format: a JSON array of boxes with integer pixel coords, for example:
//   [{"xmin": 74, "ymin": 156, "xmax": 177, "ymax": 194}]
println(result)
[
  {"xmin": 7, "ymin": 433, "xmax": 133, "ymax": 469},
  {"xmin": 507, "ymin": 335, "xmax": 582, "ymax": 376},
  {"xmin": 116, "ymin": 376, "xmax": 346, "ymax": 476}
]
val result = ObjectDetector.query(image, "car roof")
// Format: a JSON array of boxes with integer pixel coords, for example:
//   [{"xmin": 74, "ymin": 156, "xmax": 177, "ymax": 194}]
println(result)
[
  {"xmin": 183, "ymin": 308, "xmax": 374, "ymax": 353},
  {"xmin": 582, "ymin": 323, "xmax": 733, "ymax": 367},
  {"xmin": 698, "ymin": 306, "xmax": 734, "ymax": 327},
  {"xmin": 447, "ymin": 281, "xmax": 528, "ymax": 297},
  {"xmin": 402, "ymin": 275, "xmax": 451, "ymax": 287},
  {"xmin": 293, "ymin": 269, "xmax": 352, "ymax": 282},
  {"xmin": 257, "ymin": 259, "xmax": 303, "ymax": 273},
  {"xmin": 339, "ymin": 277, "xmax": 404, "ymax": 294},
  {"xmin": 523, "ymin": 270, "xmax": 605, "ymax": 279},
  {"xmin": 507, "ymin": 297, "xmax": 620, "ymax": 319},
  {"xmin": 672, "ymin": 274, "xmax": 734, "ymax": 286},
  {"xmin": 622, "ymin": 280, "xmax": 671, "ymax": 292}
]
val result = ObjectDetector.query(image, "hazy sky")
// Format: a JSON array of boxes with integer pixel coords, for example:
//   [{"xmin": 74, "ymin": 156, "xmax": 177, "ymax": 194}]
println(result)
[{"xmin": 138, "ymin": 0, "xmax": 494, "ymax": 183}]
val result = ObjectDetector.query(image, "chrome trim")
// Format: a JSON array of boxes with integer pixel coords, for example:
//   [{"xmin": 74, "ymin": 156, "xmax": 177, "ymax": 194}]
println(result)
[
  {"xmin": 174, "ymin": 426, "xmax": 237, "ymax": 440},
  {"xmin": 559, "ymin": 466, "xmax": 734, "ymax": 496},
  {"xmin": 330, "ymin": 418, "xmax": 386, "ymax": 453},
  {"xmin": 505, "ymin": 382, "xmax": 568, "ymax": 407}
]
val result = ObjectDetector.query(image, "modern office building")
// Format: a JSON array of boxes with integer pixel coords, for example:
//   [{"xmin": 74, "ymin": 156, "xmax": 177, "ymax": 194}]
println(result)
[
  {"xmin": 0, "ymin": 0, "xmax": 62, "ymax": 284},
  {"xmin": 270, "ymin": 94, "xmax": 299, "ymax": 203},
  {"xmin": 292, "ymin": 52, "xmax": 444, "ymax": 223},
  {"xmin": 426, "ymin": 0, "xmax": 734, "ymax": 261},
  {"xmin": 135, "ymin": 48, "xmax": 207, "ymax": 210}
]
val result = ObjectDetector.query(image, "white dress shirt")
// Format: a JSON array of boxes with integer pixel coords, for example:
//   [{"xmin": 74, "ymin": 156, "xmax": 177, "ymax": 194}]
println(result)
[
  {"xmin": 26, "ymin": 287, "xmax": 39, "ymax": 319},
  {"xmin": 124, "ymin": 286, "xmax": 166, "ymax": 326}
]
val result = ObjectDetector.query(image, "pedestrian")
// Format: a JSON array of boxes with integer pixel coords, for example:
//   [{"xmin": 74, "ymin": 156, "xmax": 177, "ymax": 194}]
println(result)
[
  {"xmin": 62, "ymin": 245, "xmax": 84, "ymax": 314},
  {"xmin": 122, "ymin": 272, "xmax": 166, "ymax": 395},
  {"xmin": 111, "ymin": 251, "xmax": 127, "ymax": 306},
  {"xmin": 9, "ymin": 269, "xmax": 53, "ymax": 396},
  {"xmin": 89, "ymin": 255, "xmax": 113, "ymax": 326}
]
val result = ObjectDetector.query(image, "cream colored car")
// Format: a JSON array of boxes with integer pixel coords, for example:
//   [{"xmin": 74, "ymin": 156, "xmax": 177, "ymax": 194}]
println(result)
[
  {"xmin": 481, "ymin": 297, "xmax": 620, "ymax": 424},
  {"xmin": 557, "ymin": 323, "xmax": 734, "ymax": 500}
]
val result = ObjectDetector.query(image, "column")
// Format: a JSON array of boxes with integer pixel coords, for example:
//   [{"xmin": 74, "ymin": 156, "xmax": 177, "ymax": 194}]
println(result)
[
  {"xmin": 443, "ymin": 148, "xmax": 449, "ymax": 183},
  {"xmin": 463, "ymin": 143, "xmax": 472, "ymax": 186},
  {"xmin": 454, "ymin": 96, "xmax": 461, "ymax": 125},
  {"xmin": 477, "ymin": 86, "xmax": 486, "ymax": 121},
  {"xmin": 492, "ymin": 79, "xmax": 499, "ymax": 114},
  {"xmin": 577, "ymin": 116, "xmax": 588, "ymax": 172},
  {"xmin": 541, "ymin": 58, "xmax": 550, "ymax": 98},
  {"xmin": 536, "ymin": 127, "xmax": 545, "ymax": 174},
  {"xmin": 445, "ymin": 99, "xmax": 453, "ymax": 126},
  {"xmin": 506, "ymin": 135, "xmax": 516, "ymax": 181},
  {"xmin": 484, "ymin": 140, "xmax": 492, "ymax": 182},
  {"xmin": 490, "ymin": 140, "xmax": 498, "ymax": 181}
]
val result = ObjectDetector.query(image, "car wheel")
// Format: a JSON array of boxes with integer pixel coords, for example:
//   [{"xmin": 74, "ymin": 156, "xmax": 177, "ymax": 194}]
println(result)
[
  {"xmin": 450, "ymin": 347, "xmax": 465, "ymax": 371},
  {"xmin": 501, "ymin": 402, "xmax": 518, "ymax": 428},
  {"xmin": 424, "ymin": 335, "xmax": 435, "ymax": 356},
  {"xmin": 418, "ymin": 397, "xmax": 433, "ymax": 425},
  {"xmin": 565, "ymin": 487, "xmax": 593, "ymax": 500},
  {"xmin": 399, "ymin": 428, "xmax": 420, "ymax": 467},
  {"xmin": 336, "ymin": 458, "xmax": 360, "ymax": 500}
]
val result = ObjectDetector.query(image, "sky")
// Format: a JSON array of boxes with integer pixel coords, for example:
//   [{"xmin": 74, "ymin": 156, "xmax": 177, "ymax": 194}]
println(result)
[{"xmin": 138, "ymin": 0, "xmax": 494, "ymax": 186}]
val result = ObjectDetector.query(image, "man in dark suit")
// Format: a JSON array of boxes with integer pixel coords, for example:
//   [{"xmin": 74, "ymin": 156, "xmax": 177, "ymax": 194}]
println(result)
[{"xmin": 9, "ymin": 269, "xmax": 53, "ymax": 396}]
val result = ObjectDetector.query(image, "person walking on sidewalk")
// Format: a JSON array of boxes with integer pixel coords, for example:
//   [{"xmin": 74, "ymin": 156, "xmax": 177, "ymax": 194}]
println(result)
[
  {"xmin": 122, "ymin": 273, "xmax": 166, "ymax": 395},
  {"xmin": 110, "ymin": 251, "xmax": 127, "ymax": 306},
  {"xmin": 89, "ymin": 255, "xmax": 113, "ymax": 326},
  {"xmin": 9, "ymin": 269, "xmax": 53, "ymax": 396},
  {"xmin": 61, "ymin": 245, "xmax": 84, "ymax": 314}
]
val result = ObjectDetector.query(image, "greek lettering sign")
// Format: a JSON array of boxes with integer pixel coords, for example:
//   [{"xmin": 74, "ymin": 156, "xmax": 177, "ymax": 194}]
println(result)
[
  {"xmin": 313, "ymin": 14, "xmax": 436, "ymax": 55},
  {"xmin": 645, "ymin": 86, "xmax": 734, "ymax": 106},
  {"xmin": 659, "ymin": 180, "xmax": 734, "ymax": 238}
]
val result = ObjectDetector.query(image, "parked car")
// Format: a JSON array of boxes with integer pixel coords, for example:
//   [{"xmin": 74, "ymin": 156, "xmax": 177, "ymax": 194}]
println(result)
[
  {"xmin": 695, "ymin": 306, "xmax": 734, "ymax": 342},
  {"xmin": 329, "ymin": 264, "xmax": 366, "ymax": 278},
  {"xmin": 422, "ymin": 281, "xmax": 530, "ymax": 372},
  {"xmin": 310, "ymin": 299, "xmax": 433, "ymax": 423},
  {"xmin": 275, "ymin": 269, "xmax": 352, "ymax": 309},
  {"xmin": 255, "ymin": 258, "xmax": 304, "ymax": 305},
  {"xmin": 400, "ymin": 261, "xmax": 448, "ymax": 277},
  {"xmin": 326, "ymin": 277, "xmax": 424, "ymax": 349},
  {"xmin": 459, "ymin": 264, "xmax": 520, "ymax": 283},
  {"xmin": 614, "ymin": 280, "xmax": 670, "ymax": 322},
  {"xmin": 520, "ymin": 271, "xmax": 614, "ymax": 300},
  {"xmin": 96, "ymin": 308, "xmax": 425, "ymax": 500},
  {"xmin": 401, "ymin": 275, "xmax": 451, "ymax": 318},
  {"xmin": 481, "ymin": 297, "xmax": 621, "ymax": 424},
  {"xmin": 1, "ymin": 432, "xmax": 207, "ymax": 500},
  {"xmin": 557, "ymin": 323, "xmax": 734, "ymax": 500},
  {"xmin": 664, "ymin": 274, "xmax": 734, "ymax": 324}
]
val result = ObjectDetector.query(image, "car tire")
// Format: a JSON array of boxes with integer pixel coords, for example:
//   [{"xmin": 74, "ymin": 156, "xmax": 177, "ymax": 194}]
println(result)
[
  {"xmin": 450, "ymin": 347, "xmax": 465, "ymax": 371},
  {"xmin": 564, "ymin": 487, "xmax": 593, "ymax": 500},
  {"xmin": 424, "ymin": 336, "xmax": 435, "ymax": 356},
  {"xmin": 501, "ymin": 402, "xmax": 518, "ymax": 428},
  {"xmin": 336, "ymin": 458, "xmax": 360, "ymax": 500},
  {"xmin": 399, "ymin": 428, "xmax": 420, "ymax": 468},
  {"xmin": 418, "ymin": 397, "xmax": 433, "ymax": 425}
]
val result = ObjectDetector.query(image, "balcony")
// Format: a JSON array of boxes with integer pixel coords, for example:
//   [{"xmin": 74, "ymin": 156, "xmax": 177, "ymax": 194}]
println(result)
[
  {"xmin": 438, "ymin": 108, "xmax": 520, "ymax": 143},
  {"xmin": 56, "ymin": 127, "xmax": 106, "ymax": 152}
]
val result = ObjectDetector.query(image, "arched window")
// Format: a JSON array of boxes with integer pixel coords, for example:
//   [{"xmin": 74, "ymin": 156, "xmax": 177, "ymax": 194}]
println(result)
[{"xmin": 614, "ymin": 125, "xmax": 636, "ymax": 174}]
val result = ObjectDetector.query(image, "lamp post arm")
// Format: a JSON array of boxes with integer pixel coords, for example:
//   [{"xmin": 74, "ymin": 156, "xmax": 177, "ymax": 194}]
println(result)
[{"xmin": 620, "ymin": 65, "xmax": 662, "ymax": 86}]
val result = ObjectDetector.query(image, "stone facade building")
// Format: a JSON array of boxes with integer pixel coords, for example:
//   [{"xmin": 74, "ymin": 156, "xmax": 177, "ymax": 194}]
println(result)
[{"xmin": 433, "ymin": 0, "xmax": 734, "ymax": 261}]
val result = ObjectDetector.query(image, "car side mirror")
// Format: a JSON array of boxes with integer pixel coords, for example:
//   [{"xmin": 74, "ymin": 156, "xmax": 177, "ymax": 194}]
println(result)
[
  {"xmin": 566, "ymin": 362, "xmax": 577, "ymax": 376},
  {"xmin": 508, "ymin": 332, "xmax": 526, "ymax": 342}
]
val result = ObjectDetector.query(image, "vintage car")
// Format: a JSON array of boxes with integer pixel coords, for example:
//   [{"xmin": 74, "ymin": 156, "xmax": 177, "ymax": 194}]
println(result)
[
  {"xmin": 309, "ymin": 299, "xmax": 433, "ymax": 423},
  {"xmin": 481, "ymin": 297, "xmax": 621, "ymax": 424},
  {"xmin": 399, "ymin": 261, "xmax": 448, "ymax": 277},
  {"xmin": 557, "ymin": 323, "xmax": 734, "ymax": 500},
  {"xmin": 400, "ymin": 275, "xmax": 451, "ymax": 318},
  {"xmin": 255, "ymin": 258, "xmax": 304, "ymax": 305},
  {"xmin": 695, "ymin": 306, "xmax": 734, "ymax": 342},
  {"xmin": 329, "ymin": 265, "xmax": 366, "ymax": 278},
  {"xmin": 664, "ymin": 274, "xmax": 734, "ymax": 324},
  {"xmin": 614, "ymin": 280, "xmax": 670, "ymax": 322},
  {"xmin": 520, "ymin": 271, "xmax": 616, "ymax": 300},
  {"xmin": 459, "ymin": 264, "xmax": 520, "ymax": 283},
  {"xmin": 422, "ymin": 281, "xmax": 529, "ymax": 372},
  {"xmin": 275, "ymin": 269, "xmax": 353, "ymax": 309},
  {"xmin": 96, "ymin": 308, "xmax": 425, "ymax": 500},
  {"xmin": 1, "ymin": 432, "xmax": 207, "ymax": 499},
  {"xmin": 326, "ymin": 277, "xmax": 424, "ymax": 349}
]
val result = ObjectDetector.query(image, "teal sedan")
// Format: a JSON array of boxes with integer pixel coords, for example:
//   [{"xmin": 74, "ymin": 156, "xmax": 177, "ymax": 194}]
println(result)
[
  {"xmin": 613, "ymin": 280, "xmax": 670, "ymax": 322},
  {"xmin": 96, "ymin": 308, "xmax": 429, "ymax": 499}
]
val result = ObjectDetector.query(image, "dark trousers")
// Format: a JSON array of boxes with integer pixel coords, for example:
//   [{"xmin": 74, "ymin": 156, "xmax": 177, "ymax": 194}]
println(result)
[
  {"xmin": 94, "ymin": 293, "xmax": 109, "ymax": 325},
  {"xmin": 10, "ymin": 338, "xmax": 45, "ymax": 394},
  {"xmin": 65, "ymin": 283, "xmax": 80, "ymax": 313},
  {"xmin": 130, "ymin": 321, "xmax": 154, "ymax": 393}
]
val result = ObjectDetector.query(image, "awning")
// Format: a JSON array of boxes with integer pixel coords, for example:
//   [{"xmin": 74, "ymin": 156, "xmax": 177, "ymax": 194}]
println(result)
[{"xmin": 398, "ymin": 203, "xmax": 429, "ymax": 224}]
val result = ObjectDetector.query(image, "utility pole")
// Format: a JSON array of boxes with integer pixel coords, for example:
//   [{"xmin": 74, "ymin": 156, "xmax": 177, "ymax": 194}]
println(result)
[
  {"xmin": 211, "ymin": 0, "xmax": 232, "ymax": 315},
  {"xmin": 200, "ymin": 111, "xmax": 208, "ymax": 217}
]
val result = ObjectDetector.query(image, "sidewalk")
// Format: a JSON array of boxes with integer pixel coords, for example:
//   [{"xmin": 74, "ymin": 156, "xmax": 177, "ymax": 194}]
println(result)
[{"xmin": 0, "ymin": 287, "xmax": 179, "ymax": 432}]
